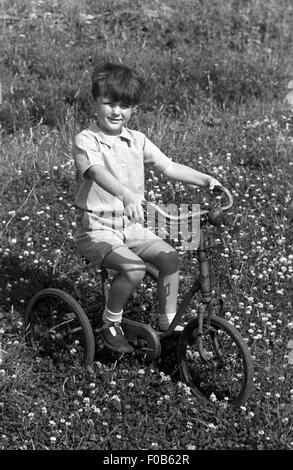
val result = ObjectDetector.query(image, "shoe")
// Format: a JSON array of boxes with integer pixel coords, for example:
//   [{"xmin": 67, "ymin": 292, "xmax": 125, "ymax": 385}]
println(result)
[{"xmin": 101, "ymin": 322, "xmax": 134, "ymax": 354}]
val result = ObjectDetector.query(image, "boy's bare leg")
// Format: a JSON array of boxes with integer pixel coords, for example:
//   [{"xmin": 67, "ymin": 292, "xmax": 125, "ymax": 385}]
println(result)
[
  {"xmin": 101, "ymin": 245, "xmax": 146, "ymax": 313},
  {"xmin": 139, "ymin": 240, "xmax": 179, "ymax": 330},
  {"xmin": 99, "ymin": 245, "xmax": 146, "ymax": 353}
]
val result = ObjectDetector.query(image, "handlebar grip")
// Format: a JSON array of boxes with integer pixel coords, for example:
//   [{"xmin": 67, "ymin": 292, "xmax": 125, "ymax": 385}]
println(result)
[{"xmin": 213, "ymin": 186, "xmax": 233, "ymax": 211}]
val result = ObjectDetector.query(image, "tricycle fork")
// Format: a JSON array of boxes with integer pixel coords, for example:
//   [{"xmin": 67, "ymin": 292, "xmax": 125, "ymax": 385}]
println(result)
[{"xmin": 197, "ymin": 298, "xmax": 225, "ymax": 362}]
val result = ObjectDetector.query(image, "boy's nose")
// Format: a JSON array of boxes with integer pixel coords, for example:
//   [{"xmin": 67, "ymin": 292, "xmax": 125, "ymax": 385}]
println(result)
[{"xmin": 112, "ymin": 106, "xmax": 121, "ymax": 115}]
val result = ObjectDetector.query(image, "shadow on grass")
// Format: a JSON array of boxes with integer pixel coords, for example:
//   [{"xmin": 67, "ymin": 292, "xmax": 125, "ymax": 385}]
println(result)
[
  {"xmin": 0, "ymin": 254, "xmax": 76, "ymax": 314},
  {"xmin": 93, "ymin": 332, "xmax": 181, "ymax": 387},
  {"xmin": 0, "ymin": 254, "xmax": 181, "ymax": 386}
]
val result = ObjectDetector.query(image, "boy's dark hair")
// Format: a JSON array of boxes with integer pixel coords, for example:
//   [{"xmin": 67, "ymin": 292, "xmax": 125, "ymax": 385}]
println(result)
[{"xmin": 92, "ymin": 62, "xmax": 144, "ymax": 105}]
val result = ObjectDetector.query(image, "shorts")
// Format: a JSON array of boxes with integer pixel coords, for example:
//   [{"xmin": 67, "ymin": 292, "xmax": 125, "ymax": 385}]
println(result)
[{"xmin": 76, "ymin": 222, "xmax": 162, "ymax": 268}]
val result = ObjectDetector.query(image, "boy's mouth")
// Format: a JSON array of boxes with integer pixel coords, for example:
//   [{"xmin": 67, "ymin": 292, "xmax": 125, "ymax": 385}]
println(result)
[{"xmin": 108, "ymin": 117, "xmax": 122, "ymax": 123}]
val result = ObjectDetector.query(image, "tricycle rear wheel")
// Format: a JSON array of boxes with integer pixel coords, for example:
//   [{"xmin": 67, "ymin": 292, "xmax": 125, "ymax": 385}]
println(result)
[{"xmin": 25, "ymin": 288, "xmax": 95, "ymax": 371}]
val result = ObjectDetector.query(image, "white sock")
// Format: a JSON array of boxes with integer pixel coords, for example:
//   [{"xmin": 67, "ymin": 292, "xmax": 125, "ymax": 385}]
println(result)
[
  {"xmin": 103, "ymin": 306, "xmax": 123, "ymax": 325},
  {"xmin": 159, "ymin": 313, "xmax": 177, "ymax": 331}
]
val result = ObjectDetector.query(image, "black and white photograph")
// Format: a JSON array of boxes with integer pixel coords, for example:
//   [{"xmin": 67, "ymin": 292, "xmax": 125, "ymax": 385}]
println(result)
[{"xmin": 0, "ymin": 0, "xmax": 292, "ymax": 455}]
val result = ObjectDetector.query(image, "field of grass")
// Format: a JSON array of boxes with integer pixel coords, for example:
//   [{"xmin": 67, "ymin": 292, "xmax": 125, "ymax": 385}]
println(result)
[{"xmin": 0, "ymin": 0, "xmax": 293, "ymax": 451}]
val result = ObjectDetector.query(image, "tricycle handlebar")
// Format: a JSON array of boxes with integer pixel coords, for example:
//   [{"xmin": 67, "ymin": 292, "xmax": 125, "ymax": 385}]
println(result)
[{"xmin": 142, "ymin": 185, "xmax": 233, "ymax": 222}]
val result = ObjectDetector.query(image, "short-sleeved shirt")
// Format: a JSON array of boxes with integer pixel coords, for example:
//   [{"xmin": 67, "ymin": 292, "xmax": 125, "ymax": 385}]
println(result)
[{"xmin": 74, "ymin": 123, "xmax": 172, "ymax": 232}]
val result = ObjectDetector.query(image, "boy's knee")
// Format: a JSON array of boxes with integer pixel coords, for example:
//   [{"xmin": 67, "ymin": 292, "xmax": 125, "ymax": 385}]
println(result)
[
  {"xmin": 122, "ymin": 263, "xmax": 146, "ymax": 285},
  {"xmin": 157, "ymin": 249, "xmax": 179, "ymax": 274}
]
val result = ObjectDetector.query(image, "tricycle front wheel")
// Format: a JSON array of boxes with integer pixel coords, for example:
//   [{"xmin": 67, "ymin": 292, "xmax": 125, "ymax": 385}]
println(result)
[{"xmin": 177, "ymin": 316, "xmax": 254, "ymax": 407}]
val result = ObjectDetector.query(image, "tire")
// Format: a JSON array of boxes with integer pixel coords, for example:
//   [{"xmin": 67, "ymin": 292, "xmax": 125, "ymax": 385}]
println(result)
[
  {"xmin": 25, "ymin": 288, "xmax": 95, "ymax": 371},
  {"xmin": 177, "ymin": 316, "xmax": 254, "ymax": 406}
]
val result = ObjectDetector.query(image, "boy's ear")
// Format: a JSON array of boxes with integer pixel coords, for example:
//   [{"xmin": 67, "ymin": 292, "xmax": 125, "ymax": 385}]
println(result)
[{"xmin": 132, "ymin": 105, "xmax": 138, "ymax": 113}]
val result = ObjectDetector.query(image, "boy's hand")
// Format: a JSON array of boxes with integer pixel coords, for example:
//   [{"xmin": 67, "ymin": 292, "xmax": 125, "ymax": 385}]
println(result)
[
  {"xmin": 123, "ymin": 191, "xmax": 144, "ymax": 224},
  {"xmin": 207, "ymin": 177, "xmax": 222, "ymax": 191}
]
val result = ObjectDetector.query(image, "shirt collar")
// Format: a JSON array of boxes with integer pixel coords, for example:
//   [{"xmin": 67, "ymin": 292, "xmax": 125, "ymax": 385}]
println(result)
[{"xmin": 87, "ymin": 122, "xmax": 133, "ymax": 147}]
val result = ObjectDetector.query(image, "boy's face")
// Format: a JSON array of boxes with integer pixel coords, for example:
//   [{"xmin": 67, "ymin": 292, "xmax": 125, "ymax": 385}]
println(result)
[{"xmin": 94, "ymin": 96, "xmax": 136, "ymax": 135}]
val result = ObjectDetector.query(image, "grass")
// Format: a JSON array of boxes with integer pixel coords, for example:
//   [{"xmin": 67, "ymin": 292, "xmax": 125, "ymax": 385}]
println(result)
[{"xmin": 0, "ymin": 0, "xmax": 293, "ymax": 451}]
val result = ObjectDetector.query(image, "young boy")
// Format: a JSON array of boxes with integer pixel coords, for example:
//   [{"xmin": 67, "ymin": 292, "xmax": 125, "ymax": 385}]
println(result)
[{"xmin": 74, "ymin": 62, "xmax": 221, "ymax": 354}]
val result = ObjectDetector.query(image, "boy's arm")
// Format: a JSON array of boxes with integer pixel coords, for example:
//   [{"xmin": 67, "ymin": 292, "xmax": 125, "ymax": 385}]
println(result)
[
  {"xmin": 85, "ymin": 165, "xmax": 144, "ymax": 223},
  {"xmin": 162, "ymin": 162, "xmax": 222, "ymax": 190}
]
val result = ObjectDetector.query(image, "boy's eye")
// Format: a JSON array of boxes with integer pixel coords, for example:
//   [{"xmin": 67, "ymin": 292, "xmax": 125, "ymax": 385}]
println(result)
[{"xmin": 101, "ymin": 100, "xmax": 131, "ymax": 109}]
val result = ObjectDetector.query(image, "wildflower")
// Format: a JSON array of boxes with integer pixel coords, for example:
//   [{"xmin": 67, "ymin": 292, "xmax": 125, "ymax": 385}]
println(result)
[
  {"xmin": 187, "ymin": 444, "xmax": 196, "ymax": 450},
  {"xmin": 210, "ymin": 393, "xmax": 217, "ymax": 402},
  {"xmin": 77, "ymin": 390, "xmax": 83, "ymax": 396},
  {"xmin": 159, "ymin": 371, "xmax": 171, "ymax": 382},
  {"xmin": 50, "ymin": 436, "xmax": 57, "ymax": 444},
  {"xmin": 207, "ymin": 423, "xmax": 217, "ymax": 430},
  {"xmin": 111, "ymin": 395, "xmax": 121, "ymax": 402},
  {"xmin": 91, "ymin": 405, "xmax": 101, "ymax": 414}
]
